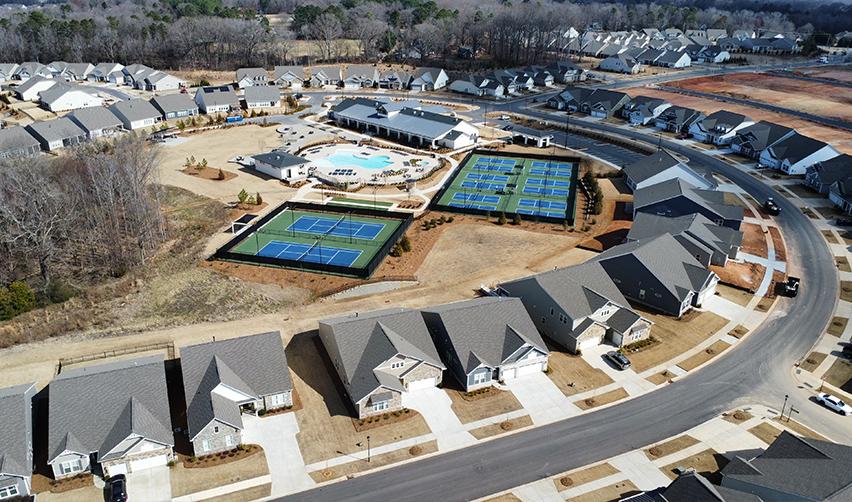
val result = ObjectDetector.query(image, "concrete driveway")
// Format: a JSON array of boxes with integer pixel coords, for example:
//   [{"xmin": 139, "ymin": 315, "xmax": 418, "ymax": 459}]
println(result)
[
  {"xmin": 505, "ymin": 372, "xmax": 579, "ymax": 425},
  {"xmin": 583, "ymin": 345, "xmax": 656, "ymax": 396},
  {"xmin": 126, "ymin": 465, "xmax": 171, "ymax": 502},
  {"xmin": 241, "ymin": 413, "xmax": 314, "ymax": 496},
  {"xmin": 402, "ymin": 387, "xmax": 476, "ymax": 450}
]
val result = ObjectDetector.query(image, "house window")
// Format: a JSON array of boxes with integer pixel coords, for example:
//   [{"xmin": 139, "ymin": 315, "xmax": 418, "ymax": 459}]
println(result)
[
  {"xmin": 638, "ymin": 289, "xmax": 646, "ymax": 300},
  {"xmin": 473, "ymin": 372, "xmax": 488, "ymax": 385},
  {"xmin": 214, "ymin": 426, "xmax": 219, "ymax": 434},
  {"xmin": 550, "ymin": 308, "xmax": 554, "ymax": 315},
  {"xmin": 60, "ymin": 459, "xmax": 82, "ymax": 475},
  {"xmin": 372, "ymin": 401, "xmax": 389, "ymax": 412},
  {"xmin": 0, "ymin": 485, "xmax": 19, "ymax": 499},
  {"xmin": 225, "ymin": 435, "xmax": 235, "ymax": 448},
  {"xmin": 391, "ymin": 361, "xmax": 405, "ymax": 369}
]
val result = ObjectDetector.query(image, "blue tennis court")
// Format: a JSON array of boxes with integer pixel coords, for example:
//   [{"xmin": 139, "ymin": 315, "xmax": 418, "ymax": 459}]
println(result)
[
  {"xmin": 473, "ymin": 164, "xmax": 512, "ymax": 173},
  {"xmin": 449, "ymin": 202, "xmax": 498, "ymax": 211},
  {"xmin": 286, "ymin": 215, "xmax": 385, "ymax": 240},
  {"xmin": 461, "ymin": 181, "xmax": 506, "ymax": 191},
  {"xmin": 530, "ymin": 168, "xmax": 571, "ymax": 177},
  {"xmin": 257, "ymin": 240, "xmax": 362, "ymax": 266},
  {"xmin": 480, "ymin": 157, "xmax": 516, "ymax": 165},
  {"xmin": 467, "ymin": 173, "xmax": 509, "ymax": 182},
  {"xmin": 453, "ymin": 193, "xmax": 501, "ymax": 204},
  {"xmin": 531, "ymin": 161, "xmax": 571, "ymax": 168},
  {"xmin": 522, "ymin": 186, "xmax": 569, "ymax": 197},
  {"xmin": 526, "ymin": 178, "xmax": 570, "ymax": 188},
  {"xmin": 517, "ymin": 208, "xmax": 566, "ymax": 218},
  {"xmin": 519, "ymin": 199, "xmax": 567, "ymax": 210}
]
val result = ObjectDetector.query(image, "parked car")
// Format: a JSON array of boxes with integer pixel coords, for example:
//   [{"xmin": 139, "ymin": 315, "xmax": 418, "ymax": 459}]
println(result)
[
  {"xmin": 605, "ymin": 351, "xmax": 631, "ymax": 370},
  {"xmin": 815, "ymin": 392, "xmax": 852, "ymax": 415},
  {"xmin": 782, "ymin": 277, "xmax": 800, "ymax": 297},
  {"xmin": 107, "ymin": 474, "xmax": 128, "ymax": 502},
  {"xmin": 763, "ymin": 197, "xmax": 781, "ymax": 215},
  {"xmin": 842, "ymin": 343, "xmax": 852, "ymax": 359}
]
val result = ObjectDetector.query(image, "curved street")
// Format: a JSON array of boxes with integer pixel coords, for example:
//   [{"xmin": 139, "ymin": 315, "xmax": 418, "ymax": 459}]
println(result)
[{"xmin": 279, "ymin": 86, "xmax": 845, "ymax": 502}]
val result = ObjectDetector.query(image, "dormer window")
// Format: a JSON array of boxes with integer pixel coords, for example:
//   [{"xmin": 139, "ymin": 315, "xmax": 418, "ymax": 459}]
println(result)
[
  {"xmin": 391, "ymin": 361, "xmax": 405, "ymax": 369},
  {"xmin": 214, "ymin": 426, "xmax": 219, "ymax": 434}
]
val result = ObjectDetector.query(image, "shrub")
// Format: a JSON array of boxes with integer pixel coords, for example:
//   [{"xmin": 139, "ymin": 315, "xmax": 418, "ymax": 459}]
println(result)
[
  {"xmin": 0, "ymin": 281, "xmax": 36, "ymax": 321},
  {"xmin": 512, "ymin": 213, "xmax": 521, "ymax": 225},
  {"xmin": 409, "ymin": 445, "xmax": 423, "ymax": 456},
  {"xmin": 237, "ymin": 188, "xmax": 249, "ymax": 204},
  {"xmin": 246, "ymin": 195, "xmax": 256, "ymax": 205},
  {"xmin": 45, "ymin": 280, "xmax": 77, "ymax": 304},
  {"xmin": 446, "ymin": 216, "xmax": 454, "ymax": 223},
  {"xmin": 400, "ymin": 235, "xmax": 412, "ymax": 252},
  {"xmin": 439, "ymin": 215, "xmax": 446, "ymax": 224},
  {"xmin": 189, "ymin": 456, "xmax": 197, "ymax": 463},
  {"xmin": 560, "ymin": 477, "xmax": 573, "ymax": 487},
  {"xmin": 200, "ymin": 158, "xmax": 208, "ymax": 168},
  {"xmin": 167, "ymin": 460, "xmax": 176, "ymax": 467},
  {"xmin": 199, "ymin": 79, "xmax": 211, "ymax": 86},
  {"xmin": 217, "ymin": 168, "xmax": 225, "ymax": 180},
  {"xmin": 255, "ymin": 192, "xmax": 263, "ymax": 205},
  {"xmin": 497, "ymin": 212, "xmax": 507, "ymax": 225}
]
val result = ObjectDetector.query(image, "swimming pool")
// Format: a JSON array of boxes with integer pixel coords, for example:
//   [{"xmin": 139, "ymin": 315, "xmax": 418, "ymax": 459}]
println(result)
[{"xmin": 327, "ymin": 151, "xmax": 393, "ymax": 170}]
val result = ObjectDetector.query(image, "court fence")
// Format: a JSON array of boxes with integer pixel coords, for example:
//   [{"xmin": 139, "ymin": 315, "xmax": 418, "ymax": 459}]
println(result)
[
  {"xmin": 211, "ymin": 201, "xmax": 412, "ymax": 278},
  {"xmin": 431, "ymin": 148, "xmax": 580, "ymax": 225}
]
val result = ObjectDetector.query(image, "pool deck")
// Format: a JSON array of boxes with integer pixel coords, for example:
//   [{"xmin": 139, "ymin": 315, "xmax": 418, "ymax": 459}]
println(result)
[{"xmin": 303, "ymin": 143, "xmax": 441, "ymax": 186}]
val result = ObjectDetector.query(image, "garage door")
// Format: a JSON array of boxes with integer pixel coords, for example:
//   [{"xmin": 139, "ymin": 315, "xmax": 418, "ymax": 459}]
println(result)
[
  {"xmin": 578, "ymin": 336, "xmax": 602, "ymax": 353},
  {"xmin": 106, "ymin": 463, "xmax": 128, "ymax": 477},
  {"xmin": 407, "ymin": 377, "xmax": 437, "ymax": 392},
  {"xmin": 129, "ymin": 454, "xmax": 168, "ymax": 472},
  {"xmin": 514, "ymin": 363, "xmax": 543, "ymax": 378}
]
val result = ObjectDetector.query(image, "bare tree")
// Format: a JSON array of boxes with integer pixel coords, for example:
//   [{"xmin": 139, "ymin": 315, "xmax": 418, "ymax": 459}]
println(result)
[{"xmin": 304, "ymin": 13, "xmax": 343, "ymax": 61}]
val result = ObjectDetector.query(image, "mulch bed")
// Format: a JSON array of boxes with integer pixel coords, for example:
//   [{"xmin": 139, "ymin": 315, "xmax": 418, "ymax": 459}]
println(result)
[
  {"xmin": 182, "ymin": 166, "xmax": 238, "ymax": 181},
  {"xmin": 352, "ymin": 408, "xmax": 420, "ymax": 432},
  {"xmin": 32, "ymin": 473, "xmax": 94, "ymax": 494},
  {"xmin": 260, "ymin": 388, "xmax": 303, "ymax": 416},
  {"xmin": 184, "ymin": 444, "xmax": 263, "ymax": 468}
]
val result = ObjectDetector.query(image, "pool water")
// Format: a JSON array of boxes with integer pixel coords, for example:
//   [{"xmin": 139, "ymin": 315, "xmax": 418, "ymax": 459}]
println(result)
[{"xmin": 327, "ymin": 151, "xmax": 393, "ymax": 170}]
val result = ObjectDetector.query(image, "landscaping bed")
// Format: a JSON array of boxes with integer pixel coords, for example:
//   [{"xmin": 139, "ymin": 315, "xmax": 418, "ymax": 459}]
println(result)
[
  {"xmin": 799, "ymin": 352, "xmax": 827, "ymax": 372},
  {"xmin": 748, "ymin": 422, "xmax": 783, "ymax": 444},
  {"xmin": 711, "ymin": 261, "xmax": 765, "ymax": 292},
  {"xmin": 353, "ymin": 408, "xmax": 419, "ymax": 432},
  {"xmin": 469, "ymin": 415, "xmax": 533, "ymax": 440},
  {"xmin": 309, "ymin": 440, "xmax": 437, "ymax": 482},
  {"xmin": 545, "ymin": 349, "xmax": 614, "ymax": 397},
  {"xmin": 446, "ymin": 387, "xmax": 524, "ymax": 424},
  {"xmin": 644, "ymin": 435, "xmax": 700, "ymax": 460},
  {"xmin": 827, "ymin": 316, "xmax": 848, "ymax": 337},
  {"xmin": 646, "ymin": 371, "xmax": 673, "ymax": 385},
  {"xmin": 722, "ymin": 409, "xmax": 754, "ymax": 425},
  {"xmin": 677, "ymin": 340, "xmax": 731, "ymax": 372},
  {"xmin": 836, "ymin": 256, "xmax": 851, "ymax": 273},
  {"xmin": 181, "ymin": 164, "xmax": 238, "ymax": 181},
  {"xmin": 569, "ymin": 480, "xmax": 640, "ymax": 502},
  {"xmin": 574, "ymin": 387, "xmax": 629, "ymax": 410},
  {"xmin": 31, "ymin": 473, "xmax": 94, "ymax": 494},
  {"xmin": 661, "ymin": 448, "xmax": 727, "ymax": 482},
  {"xmin": 823, "ymin": 358, "xmax": 852, "ymax": 393},
  {"xmin": 822, "ymin": 230, "xmax": 840, "ymax": 244},
  {"xmin": 183, "ymin": 444, "xmax": 263, "ymax": 468},
  {"xmin": 842, "ymin": 281, "xmax": 852, "ymax": 303},
  {"xmin": 729, "ymin": 325, "xmax": 749, "ymax": 339},
  {"xmin": 554, "ymin": 463, "xmax": 619, "ymax": 492}
]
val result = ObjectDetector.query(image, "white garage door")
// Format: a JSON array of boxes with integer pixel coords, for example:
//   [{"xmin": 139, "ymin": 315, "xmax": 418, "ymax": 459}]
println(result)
[
  {"xmin": 578, "ymin": 336, "xmax": 602, "ymax": 353},
  {"xmin": 106, "ymin": 463, "xmax": 128, "ymax": 477},
  {"xmin": 129, "ymin": 454, "xmax": 168, "ymax": 472},
  {"xmin": 514, "ymin": 362, "xmax": 543, "ymax": 378},
  {"xmin": 407, "ymin": 377, "xmax": 437, "ymax": 392}
]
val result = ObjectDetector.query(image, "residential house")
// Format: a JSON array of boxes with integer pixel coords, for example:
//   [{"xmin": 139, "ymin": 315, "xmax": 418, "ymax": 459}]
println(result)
[
  {"xmin": 593, "ymin": 234, "xmax": 719, "ymax": 317},
  {"xmin": 546, "ymin": 86, "xmax": 595, "ymax": 112},
  {"xmin": 598, "ymin": 43, "xmax": 626, "ymax": 58},
  {"xmin": 805, "ymin": 154, "xmax": 852, "ymax": 194},
  {"xmin": 623, "ymin": 150, "xmax": 714, "ymax": 191},
  {"xmin": 697, "ymin": 46, "xmax": 730, "ymax": 63},
  {"xmin": 329, "ymin": 98, "xmax": 478, "ymax": 149},
  {"xmin": 181, "ymin": 332, "xmax": 293, "ymax": 456},
  {"xmin": 620, "ymin": 96, "xmax": 672, "ymax": 125},
  {"xmin": 150, "ymin": 93, "xmax": 199, "ymax": 120},
  {"xmin": 829, "ymin": 177, "xmax": 852, "ymax": 214},
  {"xmin": 26, "ymin": 118, "xmax": 87, "ymax": 151},
  {"xmin": 655, "ymin": 106, "xmax": 705, "ymax": 134},
  {"xmin": 631, "ymin": 471, "xmax": 763, "ymax": 502},
  {"xmin": 730, "ymin": 121, "xmax": 795, "ymax": 159},
  {"xmin": 689, "ymin": 110, "xmax": 754, "ymax": 145},
  {"xmin": 109, "ymin": 99, "xmax": 162, "ymax": 130},
  {"xmin": 194, "ymin": 86, "xmax": 240, "ymax": 114},
  {"xmin": 318, "ymin": 308, "xmax": 446, "ymax": 419},
  {"xmin": 49, "ymin": 62, "xmax": 94, "ymax": 81},
  {"xmin": 0, "ymin": 383, "xmax": 36, "ymax": 501},
  {"xmin": 38, "ymin": 84, "xmax": 104, "ymax": 112},
  {"xmin": 422, "ymin": 297, "xmax": 549, "ymax": 390},
  {"xmin": 13, "ymin": 62, "xmax": 51, "ymax": 81},
  {"xmin": 759, "ymin": 132, "xmax": 840, "ymax": 175},
  {"xmin": 143, "ymin": 72, "xmax": 185, "ymax": 92},
  {"xmin": 122, "ymin": 64, "xmax": 156, "ymax": 87},
  {"xmin": 0, "ymin": 63, "xmax": 19, "ymax": 83},
  {"xmin": 633, "ymin": 178, "xmax": 744, "ymax": 230},
  {"xmin": 449, "ymin": 77, "xmax": 485, "ymax": 97},
  {"xmin": 637, "ymin": 48, "xmax": 665, "ymax": 65},
  {"xmin": 544, "ymin": 61, "xmax": 585, "ymax": 83},
  {"xmin": 251, "ymin": 151, "xmax": 312, "ymax": 181},
  {"xmin": 377, "ymin": 69, "xmax": 411, "ymax": 90},
  {"xmin": 88, "ymin": 63, "xmax": 124, "ymax": 82},
  {"xmin": 627, "ymin": 213, "xmax": 742, "ymax": 267},
  {"xmin": 15, "ymin": 76, "xmax": 58, "ymax": 102},
  {"xmin": 598, "ymin": 54, "xmax": 642, "ymax": 74},
  {"xmin": 68, "ymin": 106, "xmax": 124, "ymax": 139},
  {"xmin": 0, "ymin": 127, "xmax": 41, "ymax": 159},
  {"xmin": 721, "ymin": 431, "xmax": 852, "ymax": 501},
  {"xmin": 47, "ymin": 356, "xmax": 174, "ymax": 479},
  {"xmin": 706, "ymin": 29, "xmax": 728, "ymax": 41},
  {"xmin": 235, "ymin": 67, "xmax": 269, "ymax": 88},
  {"xmin": 340, "ymin": 65, "xmax": 380, "ymax": 89},
  {"xmin": 663, "ymin": 28, "xmax": 684, "ymax": 39},
  {"xmin": 655, "ymin": 50, "xmax": 691, "ymax": 68},
  {"xmin": 273, "ymin": 66, "xmax": 304, "ymax": 89},
  {"xmin": 479, "ymin": 78, "xmax": 507, "ymax": 97},
  {"xmin": 498, "ymin": 263, "xmax": 651, "ymax": 354},
  {"xmin": 581, "ymin": 89, "xmax": 631, "ymax": 118},
  {"xmin": 308, "ymin": 68, "xmax": 338, "ymax": 88},
  {"xmin": 243, "ymin": 86, "xmax": 281, "ymax": 109}
]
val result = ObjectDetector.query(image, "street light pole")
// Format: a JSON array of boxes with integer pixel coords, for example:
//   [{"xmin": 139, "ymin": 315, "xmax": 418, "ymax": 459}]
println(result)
[
  {"xmin": 367, "ymin": 435, "xmax": 371, "ymax": 462},
  {"xmin": 780, "ymin": 394, "xmax": 788, "ymax": 418}
]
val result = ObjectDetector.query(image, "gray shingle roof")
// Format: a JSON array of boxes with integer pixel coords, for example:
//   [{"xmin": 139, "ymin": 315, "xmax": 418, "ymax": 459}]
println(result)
[
  {"xmin": 657, "ymin": 50, "xmax": 690, "ymax": 64},
  {"xmin": 0, "ymin": 383, "xmax": 35, "ymax": 479},
  {"xmin": 331, "ymin": 97, "xmax": 466, "ymax": 140},
  {"xmin": 15, "ymin": 75, "xmax": 56, "ymax": 96},
  {"xmin": 628, "ymin": 212, "xmax": 742, "ymax": 258},
  {"xmin": 0, "ymin": 127, "xmax": 40, "ymax": 153},
  {"xmin": 273, "ymin": 66, "xmax": 304, "ymax": 81},
  {"xmin": 48, "ymin": 355, "xmax": 172, "ymax": 463},
  {"xmin": 150, "ymin": 93, "xmax": 197, "ymax": 115},
  {"xmin": 26, "ymin": 118, "xmax": 86, "ymax": 143},
  {"xmin": 663, "ymin": 471, "xmax": 761, "ymax": 501},
  {"xmin": 68, "ymin": 106, "xmax": 122, "ymax": 133},
  {"xmin": 236, "ymin": 67, "xmax": 268, "ymax": 81},
  {"xmin": 252, "ymin": 151, "xmax": 309, "ymax": 168},
  {"xmin": 623, "ymin": 150, "xmax": 684, "ymax": 184},
  {"xmin": 243, "ymin": 86, "xmax": 281, "ymax": 104},
  {"xmin": 765, "ymin": 132, "xmax": 832, "ymax": 164},
  {"xmin": 319, "ymin": 308, "xmax": 444, "ymax": 403},
  {"xmin": 697, "ymin": 110, "xmax": 751, "ymax": 132},
  {"xmin": 657, "ymin": 106, "xmax": 703, "ymax": 129},
  {"xmin": 110, "ymin": 98, "xmax": 161, "ymax": 122},
  {"xmin": 195, "ymin": 86, "xmax": 240, "ymax": 107},
  {"xmin": 422, "ymin": 297, "xmax": 548, "ymax": 372},
  {"xmin": 634, "ymin": 178, "xmax": 744, "ymax": 222},
  {"xmin": 808, "ymin": 154, "xmax": 852, "ymax": 186},
  {"xmin": 37, "ymin": 83, "xmax": 99, "ymax": 106},
  {"xmin": 721, "ymin": 431, "xmax": 852, "ymax": 501},
  {"xmin": 181, "ymin": 331, "xmax": 293, "ymax": 439},
  {"xmin": 731, "ymin": 120, "xmax": 793, "ymax": 152}
]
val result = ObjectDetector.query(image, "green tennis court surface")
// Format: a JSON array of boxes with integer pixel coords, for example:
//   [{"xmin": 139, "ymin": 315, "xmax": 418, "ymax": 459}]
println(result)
[
  {"xmin": 328, "ymin": 196, "xmax": 393, "ymax": 210},
  {"xmin": 435, "ymin": 152, "xmax": 578, "ymax": 221},
  {"xmin": 229, "ymin": 208, "xmax": 401, "ymax": 269}
]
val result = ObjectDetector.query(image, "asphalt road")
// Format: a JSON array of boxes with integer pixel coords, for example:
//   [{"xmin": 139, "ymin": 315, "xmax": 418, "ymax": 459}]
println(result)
[{"xmin": 279, "ymin": 85, "xmax": 844, "ymax": 502}]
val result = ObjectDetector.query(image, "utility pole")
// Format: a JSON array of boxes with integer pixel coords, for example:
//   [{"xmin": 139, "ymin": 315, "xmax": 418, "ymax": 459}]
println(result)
[{"xmin": 780, "ymin": 394, "xmax": 788, "ymax": 419}]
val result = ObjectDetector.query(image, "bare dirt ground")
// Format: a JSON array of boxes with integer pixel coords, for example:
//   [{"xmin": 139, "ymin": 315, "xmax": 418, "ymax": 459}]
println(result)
[
  {"xmin": 668, "ymin": 73, "xmax": 852, "ymax": 123},
  {"xmin": 624, "ymin": 87, "xmax": 852, "ymax": 154},
  {"xmin": 792, "ymin": 65, "xmax": 852, "ymax": 84}
]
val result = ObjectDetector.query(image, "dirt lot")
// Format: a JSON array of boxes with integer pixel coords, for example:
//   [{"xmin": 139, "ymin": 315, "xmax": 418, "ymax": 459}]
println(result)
[
  {"xmin": 546, "ymin": 349, "xmax": 614, "ymax": 396},
  {"xmin": 788, "ymin": 65, "xmax": 852, "ymax": 84},
  {"xmin": 171, "ymin": 450, "xmax": 269, "ymax": 497},
  {"xmin": 627, "ymin": 310, "xmax": 729, "ymax": 373},
  {"xmin": 446, "ymin": 387, "xmax": 524, "ymax": 424},
  {"xmin": 554, "ymin": 463, "xmax": 619, "ymax": 492},
  {"xmin": 622, "ymin": 87, "xmax": 852, "ymax": 154},
  {"xmin": 287, "ymin": 332, "xmax": 431, "ymax": 464},
  {"xmin": 711, "ymin": 262, "xmax": 766, "ymax": 292},
  {"xmin": 739, "ymin": 222, "xmax": 769, "ymax": 258}
]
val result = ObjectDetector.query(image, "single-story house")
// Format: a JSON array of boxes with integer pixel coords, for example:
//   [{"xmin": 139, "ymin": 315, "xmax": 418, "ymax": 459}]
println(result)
[
  {"xmin": 235, "ymin": 67, "xmax": 268, "ymax": 88},
  {"xmin": 329, "ymin": 98, "xmax": 478, "ymax": 149},
  {"xmin": 318, "ymin": 308, "xmax": 446, "ymax": 419},
  {"xmin": 805, "ymin": 154, "xmax": 852, "ymax": 194},
  {"xmin": 26, "ymin": 118, "xmax": 88, "ymax": 151},
  {"xmin": 273, "ymin": 66, "xmax": 304, "ymax": 89},
  {"xmin": 637, "ymin": 48, "xmax": 665, "ymax": 65},
  {"xmin": 88, "ymin": 62, "xmax": 124, "ymax": 82},
  {"xmin": 498, "ymin": 263, "xmax": 652, "ymax": 354},
  {"xmin": 143, "ymin": 72, "xmax": 185, "ymax": 92},
  {"xmin": 243, "ymin": 86, "xmax": 281, "ymax": 109},
  {"xmin": 0, "ymin": 126, "xmax": 42, "ymax": 159},
  {"xmin": 309, "ymin": 68, "xmax": 339, "ymax": 88},
  {"xmin": 633, "ymin": 177, "xmax": 744, "ymax": 230},
  {"xmin": 593, "ymin": 233, "xmax": 719, "ymax": 317},
  {"xmin": 15, "ymin": 76, "xmax": 58, "ymax": 102},
  {"xmin": 546, "ymin": 86, "xmax": 595, "ymax": 111},
  {"xmin": 68, "ymin": 106, "xmax": 124, "ymax": 139},
  {"xmin": 122, "ymin": 64, "xmax": 157, "ymax": 88},
  {"xmin": 38, "ymin": 83, "xmax": 104, "ymax": 112},
  {"xmin": 0, "ymin": 63, "xmax": 19, "ymax": 83},
  {"xmin": 721, "ymin": 431, "xmax": 852, "ymax": 501},
  {"xmin": 623, "ymin": 150, "xmax": 714, "ymax": 191},
  {"xmin": 408, "ymin": 68, "xmax": 450, "ymax": 92},
  {"xmin": 627, "ymin": 212, "xmax": 742, "ymax": 267},
  {"xmin": 655, "ymin": 50, "xmax": 691, "ymax": 68},
  {"xmin": 598, "ymin": 54, "xmax": 642, "ymax": 74},
  {"xmin": 251, "ymin": 151, "xmax": 311, "ymax": 181},
  {"xmin": 697, "ymin": 46, "xmax": 730, "ymax": 63},
  {"xmin": 545, "ymin": 61, "xmax": 585, "ymax": 83},
  {"xmin": 378, "ymin": 69, "xmax": 411, "ymax": 90},
  {"xmin": 13, "ymin": 62, "xmax": 52, "ymax": 81},
  {"xmin": 689, "ymin": 110, "xmax": 754, "ymax": 145},
  {"xmin": 620, "ymin": 96, "xmax": 671, "ymax": 125},
  {"xmin": 109, "ymin": 99, "xmax": 162, "ymax": 130},
  {"xmin": 729, "ymin": 121, "xmax": 795, "ymax": 159},
  {"xmin": 150, "ymin": 93, "xmax": 199, "ymax": 120},
  {"xmin": 448, "ymin": 77, "xmax": 485, "ymax": 97},
  {"xmin": 0, "ymin": 383, "xmax": 36, "ymax": 500},
  {"xmin": 422, "ymin": 297, "xmax": 549, "ymax": 391},
  {"xmin": 581, "ymin": 89, "xmax": 632, "ymax": 118},
  {"xmin": 654, "ymin": 106, "xmax": 705, "ymax": 134},
  {"xmin": 181, "ymin": 331, "xmax": 293, "ymax": 456},
  {"xmin": 759, "ymin": 132, "xmax": 840, "ymax": 175},
  {"xmin": 340, "ymin": 65, "xmax": 380, "ymax": 89},
  {"xmin": 194, "ymin": 86, "xmax": 240, "ymax": 114},
  {"xmin": 47, "ymin": 356, "xmax": 174, "ymax": 479},
  {"xmin": 829, "ymin": 177, "xmax": 852, "ymax": 214}
]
